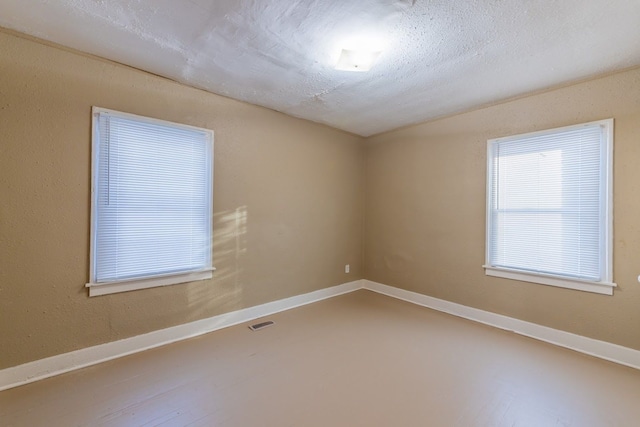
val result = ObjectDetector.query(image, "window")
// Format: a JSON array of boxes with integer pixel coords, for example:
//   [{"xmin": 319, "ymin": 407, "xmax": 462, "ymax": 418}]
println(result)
[
  {"xmin": 485, "ymin": 119, "xmax": 614, "ymax": 295},
  {"xmin": 87, "ymin": 107, "xmax": 214, "ymax": 296}
]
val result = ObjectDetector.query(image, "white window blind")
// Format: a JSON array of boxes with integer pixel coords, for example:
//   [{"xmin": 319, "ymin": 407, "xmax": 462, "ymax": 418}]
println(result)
[
  {"xmin": 88, "ymin": 108, "xmax": 213, "ymax": 296},
  {"xmin": 485, "ymin": 119, "xmax": 614, "ymax": 294}
]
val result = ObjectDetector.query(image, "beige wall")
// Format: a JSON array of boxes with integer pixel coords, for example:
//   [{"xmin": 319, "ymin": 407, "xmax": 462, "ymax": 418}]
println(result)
[
  {"xmin": 0, "ymin": 30, "xmax": 365, "ymax": 369},
  {"xmin": 365, "ymin": 67, "xmax": 640, "ymax": 350},
  {"xmin": 3, "ymin": 26, "xmax": 640, "ymax": 372}
]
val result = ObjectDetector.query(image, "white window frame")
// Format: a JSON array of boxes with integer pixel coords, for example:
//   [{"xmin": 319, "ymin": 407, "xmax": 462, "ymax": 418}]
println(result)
[
  {"xmin": 86, "ymin": 107, "xmax": 215, "ymax": 297},
  {"xmin": 484, "ymin": 119, "xmax": 615, "ymax": 295}
]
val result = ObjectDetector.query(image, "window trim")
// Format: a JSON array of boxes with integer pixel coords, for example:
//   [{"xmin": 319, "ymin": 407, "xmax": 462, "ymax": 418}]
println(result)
[
  {"xmin": 86, "ymin": 107, "xmax": 214, "ymax": 297},
  {"xmin": 484, "ymin": 119, "xmax": 615, "ymax": 295}
]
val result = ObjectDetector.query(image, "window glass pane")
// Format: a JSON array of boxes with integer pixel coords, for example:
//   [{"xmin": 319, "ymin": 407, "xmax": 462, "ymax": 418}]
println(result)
[
  {"xmin": 92, "ymin": 110, "xmax": 213, "ymax": 284},
  {"xmin": 487, "ymin": 122, "xmax": 607, "ymax": 282}
]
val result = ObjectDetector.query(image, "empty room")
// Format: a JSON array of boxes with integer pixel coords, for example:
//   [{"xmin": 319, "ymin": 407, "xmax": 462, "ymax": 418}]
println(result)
[{"xmin": 2, "ymin": 1, "xmax": 640, "ymax": 426}]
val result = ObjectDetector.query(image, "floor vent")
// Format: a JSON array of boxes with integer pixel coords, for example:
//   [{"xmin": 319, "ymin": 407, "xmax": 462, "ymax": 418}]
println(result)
[{"xmin": 249, "ymin": 320, "xmax": 275, "ymax": 331}]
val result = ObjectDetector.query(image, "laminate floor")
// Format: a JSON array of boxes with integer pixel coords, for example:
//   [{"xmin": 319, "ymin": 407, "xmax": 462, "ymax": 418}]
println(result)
[{"xmin": 1, "ymin": 290, "xmax": 639, "ymax": 426}]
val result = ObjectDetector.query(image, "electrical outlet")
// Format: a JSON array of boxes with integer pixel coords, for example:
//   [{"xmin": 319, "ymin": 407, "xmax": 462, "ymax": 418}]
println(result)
[{"xmin": 345, "ymin": 264, "xmax": 350, "ymax": 273}]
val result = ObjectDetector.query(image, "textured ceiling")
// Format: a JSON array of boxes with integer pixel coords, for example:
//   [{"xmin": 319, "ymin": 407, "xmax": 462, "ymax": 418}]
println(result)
[{"xmin": 2, "ymin": 0, "xmax": 640, "ymax": 136}]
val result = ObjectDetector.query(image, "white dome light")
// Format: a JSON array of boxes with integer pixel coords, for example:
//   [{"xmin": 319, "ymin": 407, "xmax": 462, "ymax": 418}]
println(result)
[{"xmin": 334, "ymin": 48, "xmax": 382, "ymax": 72}]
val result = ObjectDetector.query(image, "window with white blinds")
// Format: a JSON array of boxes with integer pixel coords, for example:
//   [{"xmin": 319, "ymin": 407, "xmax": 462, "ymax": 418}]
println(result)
[
  {"xmin": 485, "ymin": 119, "xmax": 614, "ymax": 295},
  {"xmin": 87, "ymin": 107, "xmax": 214, "ymax": 297}
]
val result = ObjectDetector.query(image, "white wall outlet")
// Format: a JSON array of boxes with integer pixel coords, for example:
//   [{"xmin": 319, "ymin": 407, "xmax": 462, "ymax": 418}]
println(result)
[{"xmin": 345, "ymin": 264, "xmax": 350, "ymax": 273}]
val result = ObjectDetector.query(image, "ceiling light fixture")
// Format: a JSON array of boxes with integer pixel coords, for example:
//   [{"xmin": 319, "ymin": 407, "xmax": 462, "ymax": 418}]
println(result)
[{"xmin": 334, "ymin": 48, "xmax": 382, "ymax": 72}]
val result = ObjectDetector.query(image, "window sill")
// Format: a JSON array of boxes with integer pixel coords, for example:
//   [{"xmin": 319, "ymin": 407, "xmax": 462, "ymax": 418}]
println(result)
[
  {"xmin": 483, "ymin": 266, "xmax": 615, "ymax": 295},
  {"xmin": 86, "ymin": 269, "xmax": 215, "ymax": 297}
]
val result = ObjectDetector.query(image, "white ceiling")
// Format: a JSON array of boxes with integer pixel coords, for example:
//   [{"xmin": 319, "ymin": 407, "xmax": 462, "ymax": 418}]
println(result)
[{"xmin": 2, "ymin": 0, "xmax": 640, "ymax": 136}]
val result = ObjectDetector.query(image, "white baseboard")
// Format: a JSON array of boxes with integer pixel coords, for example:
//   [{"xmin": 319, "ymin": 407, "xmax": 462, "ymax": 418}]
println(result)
[
  {"xmin": 3, "ymin": 278, "xmax": 639, "ymax": 392},
  {"xmin": 363, "ymin": 280, "xmax": 640, "ymax": 371},
  {"xmin": 0, "ymin": 280, "xmax": 364, "ymax": 392}
]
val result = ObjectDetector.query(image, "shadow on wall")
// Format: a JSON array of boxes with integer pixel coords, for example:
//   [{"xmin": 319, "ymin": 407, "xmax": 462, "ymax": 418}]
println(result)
[{"xmin": 186, "ymin": 206, "xmax": 248, "ymax": 317}]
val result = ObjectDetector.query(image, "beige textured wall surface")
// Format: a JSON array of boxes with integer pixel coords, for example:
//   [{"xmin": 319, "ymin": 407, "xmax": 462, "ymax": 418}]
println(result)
[
  {"xmin": 0, "ymin": 30, "xmax": 365, "ymax": 369},
  {"xmin": 365, "ymin": 67, "xmax": 640, "ymax": 350}
]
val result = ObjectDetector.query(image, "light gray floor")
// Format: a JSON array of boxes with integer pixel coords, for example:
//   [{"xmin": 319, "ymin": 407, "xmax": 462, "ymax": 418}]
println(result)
[{"xmin": 2, "ymin": 290, "xmax": 639, "ymax": 426}]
